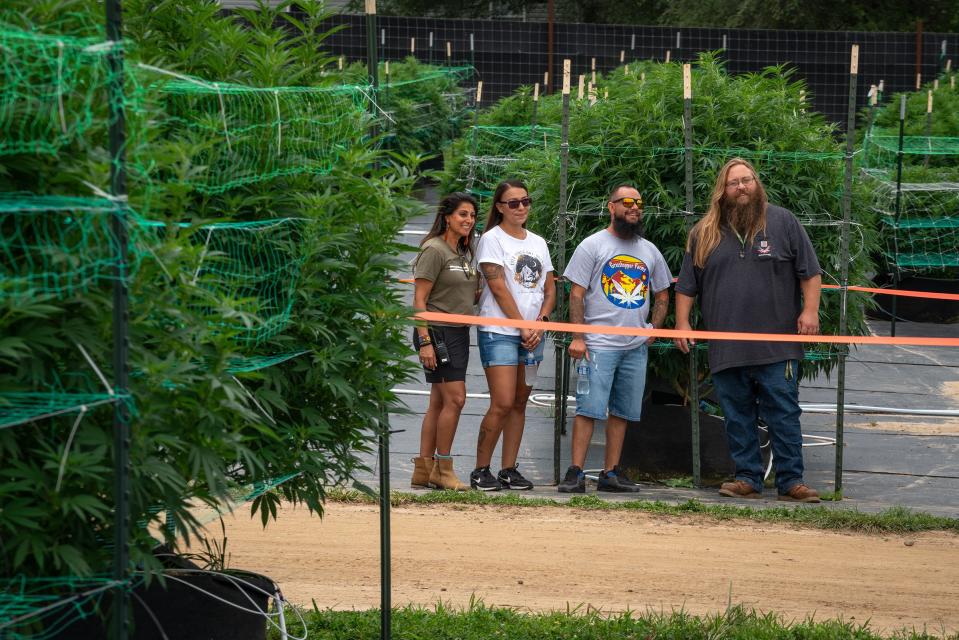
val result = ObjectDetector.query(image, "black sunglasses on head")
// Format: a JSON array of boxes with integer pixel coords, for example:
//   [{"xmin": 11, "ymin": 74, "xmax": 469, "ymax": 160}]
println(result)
[{"xmin": 498, "ymin": 197, "xmax": 533, "ymax": 209}]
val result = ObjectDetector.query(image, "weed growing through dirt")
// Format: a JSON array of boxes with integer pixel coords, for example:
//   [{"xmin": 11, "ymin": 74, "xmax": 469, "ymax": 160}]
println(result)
[
  {"xmin": 326, "ymin": 488, "xmax": 959, "ymax": 535},
  {"xmin": 270, "ymin": 600, "xmax": 959, "ymax": 640}
]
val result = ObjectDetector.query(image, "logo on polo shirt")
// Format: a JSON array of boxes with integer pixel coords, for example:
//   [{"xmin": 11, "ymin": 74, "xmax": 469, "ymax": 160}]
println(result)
[{"xmin": 600, "ymin": 254, "xmax": 649, "ymax": 309}]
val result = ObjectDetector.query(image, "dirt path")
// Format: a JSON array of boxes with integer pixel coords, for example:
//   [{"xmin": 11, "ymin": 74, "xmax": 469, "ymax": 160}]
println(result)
[{"xmin": 211, "ymin": 502, "xmax": 959, "ymax": 635}]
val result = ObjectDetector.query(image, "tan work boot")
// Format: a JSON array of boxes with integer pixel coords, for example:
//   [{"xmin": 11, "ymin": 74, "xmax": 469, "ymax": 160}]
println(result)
[
  {"xmin": 429, "ymin": 457, "xmax": 469, "ymax": 491},
  {"xmin": 718, "ymin": 479, "xmax": 761, "ymax": 499},
  {"xmin": 410, "ymin": 456, "xmax": 434, "ymax": 489},
  {"xmin": 778, "ymin": 483, "xmax": 820, "ymax": 503}
]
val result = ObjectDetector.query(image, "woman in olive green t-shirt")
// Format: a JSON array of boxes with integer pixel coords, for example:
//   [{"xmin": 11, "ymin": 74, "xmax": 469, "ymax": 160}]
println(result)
[{"xmin": 410, "ymin": 192, "xmax": 480, "ymax": 491}]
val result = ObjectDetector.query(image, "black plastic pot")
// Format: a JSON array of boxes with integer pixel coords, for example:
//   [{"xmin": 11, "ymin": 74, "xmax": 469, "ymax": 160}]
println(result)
[
  {"xmin": 868, "ymin": 274, "xmax": 959, "ymax": 323},
  {"xmin": 49, "ymin": 550, "xmax": 275, "ymax": 640}
]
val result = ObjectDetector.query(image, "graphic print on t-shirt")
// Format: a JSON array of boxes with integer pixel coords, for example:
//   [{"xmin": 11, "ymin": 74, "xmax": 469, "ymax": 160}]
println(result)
[
  {"xmin": 511, "ymin": 252, "xmax": 543, "ymax": 289},
  {"xmin": 600, "ymin": 254, "xmax": 649, "ymax": 309}
]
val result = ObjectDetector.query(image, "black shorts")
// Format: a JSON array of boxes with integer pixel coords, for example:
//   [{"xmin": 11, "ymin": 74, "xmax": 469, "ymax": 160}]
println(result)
[{"xmin": 413, "ymin": 325, "xmax": 470, "ymax": 384}]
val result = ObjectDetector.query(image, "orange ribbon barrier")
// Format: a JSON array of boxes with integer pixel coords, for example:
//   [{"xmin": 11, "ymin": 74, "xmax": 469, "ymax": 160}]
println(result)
[
  {"xmin": 415, "ymin": 311, "xmax": 959, "ymax": 348},
  {"xmin": 399, "ymin": 278, "xmax": 959, "ymax": 302},
  {"xmin": 820, "ymin": 283, "xmax": 959, "ymax": 302}
]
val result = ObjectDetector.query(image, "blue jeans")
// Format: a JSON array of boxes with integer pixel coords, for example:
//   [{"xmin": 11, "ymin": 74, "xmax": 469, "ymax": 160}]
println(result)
[
  {"xmin": 575, "ymin": 345, "xmax": 648, "ymax": 422},
  {"xmin": 711, "ymin": 360, "xmax": 804, "ymax": 495}
]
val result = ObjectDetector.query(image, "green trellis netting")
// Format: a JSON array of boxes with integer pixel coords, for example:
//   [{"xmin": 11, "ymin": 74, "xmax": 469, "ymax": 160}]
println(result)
[
  {"xmin": 862, "ymin": 131, "xmax": 959, "ymax": 274},
  {"xmin": 0, "ymin": 194, "xmax": 127, "ymax": 300},
  {"xmin": 0, "ymin": 27, "xmax": 110, "ymax": 156},
  {"xmin": 130, "ymin": 72, "xmax": 370, "ymax": 194},
  {"xmin": 0, "ymin": 576, "xmax": 134, "ymax": 640}
]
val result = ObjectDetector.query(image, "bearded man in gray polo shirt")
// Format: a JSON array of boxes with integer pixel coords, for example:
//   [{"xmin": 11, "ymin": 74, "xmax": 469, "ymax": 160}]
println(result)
[
  {"xmin": 674, "ymin": 158, "xmax": 822, "ymax": 503},
  {"xmin": 558, "ymin": 185, "xmax": 672, "ymax": 493}
]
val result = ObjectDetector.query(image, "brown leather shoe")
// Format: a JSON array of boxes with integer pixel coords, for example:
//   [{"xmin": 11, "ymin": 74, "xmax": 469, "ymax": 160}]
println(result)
[
  {"xmin": 778, "ymin": 483, "xmax": 820, "ymax": 503},
  {"xmin": 718, "ymin": 480, "xmax": 761, "ymax": 499},
  {"xmin": 410, "ymin": 456, "xmax": 434, "ymax": 489}
]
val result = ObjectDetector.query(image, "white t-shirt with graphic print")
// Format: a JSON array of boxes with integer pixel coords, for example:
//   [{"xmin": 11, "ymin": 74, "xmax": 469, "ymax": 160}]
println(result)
[{"xmin": 476, "ymin": 224, "xmax": 554, "ymax": 336}]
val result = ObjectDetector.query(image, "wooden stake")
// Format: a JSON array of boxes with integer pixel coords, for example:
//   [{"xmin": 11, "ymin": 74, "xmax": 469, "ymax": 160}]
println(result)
[
  {"xmin": 476, "ymin": 81, "xmax": 483, "ymax": 105},
  {"xmin": 591, "ymin": 57, "xmax": 596, "ymax": 84},
  {"xmin": 665, "ymin": 49, "xmax": 671, "ymax": 63},
  {"xmin": 683, "ymin": 63, "xmax": 691, "ymax": 100},
  {"xmin": 338, "ymin": 55, "xmax": 344, "ymax": 70},
  {"xmin": 544, "ymin": 71, "xmax": 549, "ymax": 87},
  {"xmin": 410, "ymin": 37, "xmax": 415, "ymax": 54},
  {"xmin": 447, "ymin": 42, "xmax": 451, "ymax": 59},
  {"xmin": 928, "ymin": 90, "xmax": 934, "ymax": 113},
  {"xmin": 620, "ymin": 50, "xmax": 625, "ymax": 63},
  {"xmin": 534, "ymin": 82, "xmax": 540, "ymax": 101},
  {"xmin": 562, "ymin": 59, "xmax": 571, "ymax": 95},
  {"xmin": 869, "ymin": 84, "xmax": 877, "ymax": 106},
  {"xmin": 915, "ymin": 72, "xmax": 921, "ymax": 89},
  {"xmin": 578, "ymin": 74, "xmax": 584, "ymax": 100}
]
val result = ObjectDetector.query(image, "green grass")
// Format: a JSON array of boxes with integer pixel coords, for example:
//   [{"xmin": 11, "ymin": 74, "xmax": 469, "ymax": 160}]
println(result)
[
  {"xmin": 328, "ymin": 488, "xmax": 959, "ymax": 536},
  {"xmin": 270, "ymin": 601, "xmax": 958, "ymax": 639}
]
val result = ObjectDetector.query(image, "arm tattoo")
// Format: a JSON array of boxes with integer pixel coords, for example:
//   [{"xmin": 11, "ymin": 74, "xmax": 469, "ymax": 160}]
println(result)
[
  {"xmin": 480, "ymin": 263, "xmax": 504, "ymax": 281},
  {"xmin": 569, "ymin": 295, "xmax": 586, "ymax": 339},
  {"xmin": 650, "ymin": 292, "xmax": 668, "ymax": 329}
]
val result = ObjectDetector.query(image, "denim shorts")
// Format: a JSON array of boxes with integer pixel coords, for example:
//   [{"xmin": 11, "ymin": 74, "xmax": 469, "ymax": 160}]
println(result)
[
  {"xmin": 477, "ymin": 330, "xmax": 546, "ymax": 368},
  {"xmin": 575, "ymin": 345, "xmax": 648, "ymax": 422}
]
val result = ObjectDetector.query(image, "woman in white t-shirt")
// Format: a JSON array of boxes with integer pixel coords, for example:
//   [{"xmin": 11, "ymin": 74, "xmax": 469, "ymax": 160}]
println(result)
[{"xmin": 470, "ymin": 180, "xmax": 555, "ymax": 491}]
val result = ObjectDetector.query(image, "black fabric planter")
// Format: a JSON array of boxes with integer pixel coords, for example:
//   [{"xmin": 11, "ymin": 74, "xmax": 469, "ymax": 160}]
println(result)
[
  {"xmin": 868, "ymin": 274, "xmax": 959, "ymax": 323},
  {"xmin": 49, "ymin": 550, "xmax": 275, "ymax": 640},
  {"xmin": 621, "ymin": 378, "xmax": 735, "ymax": 478}
]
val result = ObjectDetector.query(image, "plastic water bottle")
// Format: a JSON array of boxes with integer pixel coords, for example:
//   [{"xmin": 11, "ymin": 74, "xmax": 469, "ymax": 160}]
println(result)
[
  {"xmin": 576, "ymin": 359, "xmax": 590, "ymax": 396},
  {"xmin": 523, "ymin": 350, "xmax": 538, "ymax": 386}
]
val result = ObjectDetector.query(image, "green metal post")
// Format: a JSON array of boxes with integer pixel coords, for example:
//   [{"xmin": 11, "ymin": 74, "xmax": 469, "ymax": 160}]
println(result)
[
  {"xmin": 553, "ymin": 60, "xmax": 572, "ymax": 485},
  {"xmin": 682, "ymin": 64, "xmax": 700, "ymax": 487},
  {"xmin": 105, "ymin": 1, "xmax": 130, "ymax": 638},
  {"xmin": 835, "ymin": 45, "xmax": 859, "ymax": 497},
  {"xmin": 365, "ymin": 8, "xmax": 391, "ymax": 639},
  {"xmin": 891, "ymin": 95, "xmax": 906, "ymax": 337}
]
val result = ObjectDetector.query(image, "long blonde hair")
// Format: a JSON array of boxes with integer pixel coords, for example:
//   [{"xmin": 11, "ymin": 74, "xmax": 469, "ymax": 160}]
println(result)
[{"xmin": 687, "ymin": 158, "xmax": 768, "ymax": 268}]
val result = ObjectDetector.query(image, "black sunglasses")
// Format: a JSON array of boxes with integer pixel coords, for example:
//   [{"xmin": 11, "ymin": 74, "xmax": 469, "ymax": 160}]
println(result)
[{"xmin": 498, "ymin": 197, "xmax": 533, "ymax": 209}]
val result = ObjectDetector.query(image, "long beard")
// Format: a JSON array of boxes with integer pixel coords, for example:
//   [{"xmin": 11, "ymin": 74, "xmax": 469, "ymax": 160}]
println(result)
[
  {"xmin": 722, "ymin": 196, "xmax": 763, "ymax": 237},
  {"xmin": 612, "ymin": 215, "xmax": 643, "ymax": 239}
]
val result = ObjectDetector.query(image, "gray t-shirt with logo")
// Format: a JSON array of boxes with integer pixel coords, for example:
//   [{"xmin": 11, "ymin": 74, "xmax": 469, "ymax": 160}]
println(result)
[
  {"xmin": 563, "ymin": 229, "xmax": 673, "ymax": 351},
  {"xmin": 675, "ymin": 205, "xmax": 821, "ymax": 374}
]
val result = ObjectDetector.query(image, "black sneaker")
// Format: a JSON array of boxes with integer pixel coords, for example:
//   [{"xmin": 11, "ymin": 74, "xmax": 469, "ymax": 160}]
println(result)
[
  {"xmin": 497, "ymin": 466, "xmax": 534, "ymax": 490},
  {"xmin": 470, "ymin": 466, "xmax": 502, "ymax": 491},
  {"xmin": 597, "ymin": 466, "xmax": 642, "ymax": 493},
  {"xmin": 557, "ymin": 465, "xmax": 586, "ymax": 494}
]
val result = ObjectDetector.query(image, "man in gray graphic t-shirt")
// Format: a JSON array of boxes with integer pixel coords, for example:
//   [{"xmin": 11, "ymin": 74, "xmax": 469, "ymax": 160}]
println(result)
[{"xmin": 557, "ymin": 185, "xmax": 672, "ymax": 494}]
